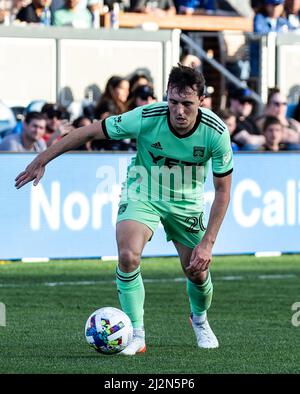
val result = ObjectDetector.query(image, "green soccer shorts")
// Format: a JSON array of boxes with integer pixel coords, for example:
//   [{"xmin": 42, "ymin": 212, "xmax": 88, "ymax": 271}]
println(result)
[{"xmin": 117, "ymin": 199, "xmax": 207, "ymax": 249}]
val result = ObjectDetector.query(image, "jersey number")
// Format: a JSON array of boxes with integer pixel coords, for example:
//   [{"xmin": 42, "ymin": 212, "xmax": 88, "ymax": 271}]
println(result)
[{"xmin": 184, "ymin": 213, "xmax": 206, "ymax": 233}]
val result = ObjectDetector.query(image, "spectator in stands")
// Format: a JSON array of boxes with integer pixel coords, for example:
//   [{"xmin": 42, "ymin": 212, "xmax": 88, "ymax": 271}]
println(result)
[
  {"xmin": 175, "ymin": 0, "xmax": 215, "ymax": 14},
  {"xmin": 126, "ymin": 85, "xmax": 157, "ymax": 111},
  {"xmin": 93, "ymin": 100, "xmax": 115, "ymax": 121},
  {"xmin": 94, "ymin": 76, "xmax": 129, "ymax": 119},
  {"xmin": 201, "ymin": 85, "xmax": 214, "ymax": 110},
  {"xmin": 251, "ymin": 0, "xmax": 264, "ymax": 13},
  {"xmin": 259, "ymin": 115, "xmax": 287, "ymax": 150},
  {"xmin": 130, "ymin": 0, "xmax": 176, "ymax": 15},
  {"xmin": 284, "ymin": 0, "xmax": 300, "ymax": 29},
  {"xmin": 16, "ymin": 0, "xmax": 52, "ymax": 23},
  {"xmin": 0, "ymin": 100, "xmax": 17, "ymax": 140},
  {"xmin": 227, "ymin": 88, "xmax": 265, "ymax": 149},
  {"xmin": 254, "ymin": 0, "xmax": 291, "ymax": 34},
  {"xmin": 251, "ymin": 0, "xmax": 292, "ymax": 78},
  {"xmin": 0, "ymin": 111, "xmax": 47, "ymax": 152},
  {"xmin": 292, "ymin": 95, "xmax": 300, "ymax": 122},
  {"xmin": 218, "ymin": 0, "xmax": 254, "ymax": 16},
  {"xmin": 50, "ymin": 0, "xmax": 63, "ymax": 14},
  {"xmin": 92, "ymin": 88, "xmax": 134, "ymax": 151},
  {"xmin": 220, "ymin": 107, "xmax": 265, "ymax": 150},
  {"xmin": 72, "ymin": 116, "xmax": 92, "ymax": 150},
  {"xmin": 41, "ymin": 103, "xmax": 70, "ymax": 146},
  {"xmin": 0, "ymin": 8, "xmax": 5, "ymax": 23},
  {"xmin": 256, "ymin": 87, "xmax": 300, "ymax": 145},
  {"xmin": 218, "ymin": 109, "xmax": 240, "ymax": 150},
  {"xmin": 7, "ymin": 0, "xmax": 32, "ymax": 22},
  {"xmin": 180, "ymin": 54, "xmax": 202, "ymax": 70},
  {"xmin": 127, "ymin": 71, "xmax": 153, "ymax": 102},
  {"xmin": 229, "ymin": 87, "xmax": 262, "ymax": 133},
  {"xmin": 53, "ymin": 0, "xmax": 92, "ymax": 28}
]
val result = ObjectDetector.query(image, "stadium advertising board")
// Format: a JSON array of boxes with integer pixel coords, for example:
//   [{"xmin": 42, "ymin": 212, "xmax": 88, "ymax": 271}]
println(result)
[{"xmin": 1, "ymin": 152, "xmax": 299, "ymax": 259}]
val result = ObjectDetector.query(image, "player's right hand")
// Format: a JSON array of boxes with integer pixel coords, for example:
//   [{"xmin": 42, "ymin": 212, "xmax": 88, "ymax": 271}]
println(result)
[
  {"xmin": 186, "ymin": 243, "xmax": 212, "ymax": 273},
  {"xmin": 15, "ymin": 157, "xmax": 45, "ymax": 189}
]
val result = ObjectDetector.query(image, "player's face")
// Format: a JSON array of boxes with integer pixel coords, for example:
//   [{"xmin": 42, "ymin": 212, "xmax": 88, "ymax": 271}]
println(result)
[{"xmin": 167, "ymin": 85, "xmax": 203, "ymax": 134}]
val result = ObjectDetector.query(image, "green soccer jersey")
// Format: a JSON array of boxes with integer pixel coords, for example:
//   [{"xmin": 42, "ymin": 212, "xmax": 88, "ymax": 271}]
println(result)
[{"xmin": 102, "ymin": 102, "xmax": 233, "ymax": 205}]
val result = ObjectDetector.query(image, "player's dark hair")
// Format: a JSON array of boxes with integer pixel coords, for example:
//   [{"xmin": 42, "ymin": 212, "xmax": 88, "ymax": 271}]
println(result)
[
  {"xmin": 25, "ymin": 111, "xmax": 46, "ymax": 124},
  {"xmin": 262, "ymin": 115, "xmax": 282, "ymax": 132},
  {"xmin": 167, "ymin": 64, "xmax": 206, "ymax": 97}
]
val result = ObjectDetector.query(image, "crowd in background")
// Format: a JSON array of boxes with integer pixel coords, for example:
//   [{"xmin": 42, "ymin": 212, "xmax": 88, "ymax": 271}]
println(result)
[
  {"xmin": 1, "ymin": 0, "xmax": 300, "ymax": 152},
  {"xmin": 0, "ymin": 0, "xmax": 300, "ymax": 29},
  {"xmin": 0, "ymin": 70, "xmax": 158, "ymax": 152},
  {"xmin": 1, "ymin": 64, "xmax": 300, "ymax": 153}
]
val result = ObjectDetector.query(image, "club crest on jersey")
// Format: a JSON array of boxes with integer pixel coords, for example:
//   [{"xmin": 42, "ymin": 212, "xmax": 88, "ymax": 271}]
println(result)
[
  {"xmin": 222, "ymin": 151, "xmax": 232, "ymax": 165},
  {"xmin": 118, "ymin": 203, "xmax": 128, "ymax": 215},
  {"xmin": 193, "ymin": 146, "xmax": 205, "ymax": 158}
]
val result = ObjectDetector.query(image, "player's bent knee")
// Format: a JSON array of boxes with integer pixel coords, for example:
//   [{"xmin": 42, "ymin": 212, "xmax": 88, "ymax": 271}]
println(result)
[
  {"xmin": 186, "ymin": 270, "xmax": 208, "ymax": 285},
  {"xmin": 118, "ymin": 249, "xmax": 141, "ymax": 272}
]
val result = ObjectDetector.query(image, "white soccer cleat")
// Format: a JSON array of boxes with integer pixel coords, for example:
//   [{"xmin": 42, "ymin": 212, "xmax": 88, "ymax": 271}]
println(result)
[
  {"xmin": 190, "ymin": 313, "xmax": 219, "ymax": 349},
  {"xmin": 119, "ymin": 329, "xmax": 146, "ymax": 356}
]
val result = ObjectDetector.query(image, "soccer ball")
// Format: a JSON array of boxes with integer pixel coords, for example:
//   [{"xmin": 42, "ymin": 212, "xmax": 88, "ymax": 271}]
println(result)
[{"xmin": 85, "ymin": 307, "xmax": 133, "ymax": 354}]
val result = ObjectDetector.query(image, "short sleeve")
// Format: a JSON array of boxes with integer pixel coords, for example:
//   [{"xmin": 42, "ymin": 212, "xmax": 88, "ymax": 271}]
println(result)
[
  {"xmin": 102, "ymin": 107, "xmax": 143, "ymax": 140},
  {"xmin": 211, "ymin": 128, "xmax": 233, "ymax": 177}
]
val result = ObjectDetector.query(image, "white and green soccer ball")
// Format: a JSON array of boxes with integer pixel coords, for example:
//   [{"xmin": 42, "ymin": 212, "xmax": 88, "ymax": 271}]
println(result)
[{"xmin": 85, "ymin": 307, "xmax": 133, "ymax": 354}]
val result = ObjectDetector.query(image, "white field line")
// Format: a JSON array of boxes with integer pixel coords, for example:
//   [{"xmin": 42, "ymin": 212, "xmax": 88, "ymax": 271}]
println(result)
[
  {"xmin": 0, "ymin": 274, "xmax": 297, "ymax": 288},
  {"xmin": 258, "ymin": 274, "xmax": 297, "ymax": 279}
]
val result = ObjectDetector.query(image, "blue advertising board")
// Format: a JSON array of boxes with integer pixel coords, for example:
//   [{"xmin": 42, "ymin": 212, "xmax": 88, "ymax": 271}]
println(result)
[{"xmin": 0, "ymin": 152, "xmax": 299, "ymax": 259}]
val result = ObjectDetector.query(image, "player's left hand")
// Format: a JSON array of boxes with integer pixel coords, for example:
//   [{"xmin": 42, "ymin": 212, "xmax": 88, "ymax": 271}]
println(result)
[{"xmin": 186, "ymin": 243, "xmax": 212, "ymax": 274}]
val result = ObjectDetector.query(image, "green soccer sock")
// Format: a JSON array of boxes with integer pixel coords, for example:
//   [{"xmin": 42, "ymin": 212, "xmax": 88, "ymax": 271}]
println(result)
[
  {"xmin": 116, "ymin": 266, "xmax": 145, "ymax": 329},
  {"xmin": 186, "ymin": 271, "xmax": 213, "ymax": 316}
]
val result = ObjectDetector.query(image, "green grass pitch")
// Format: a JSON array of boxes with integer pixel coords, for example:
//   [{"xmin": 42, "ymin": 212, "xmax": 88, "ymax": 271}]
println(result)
[{"xmin": 0, "ymin": 255, "xmax": 299, "ymax": 374}]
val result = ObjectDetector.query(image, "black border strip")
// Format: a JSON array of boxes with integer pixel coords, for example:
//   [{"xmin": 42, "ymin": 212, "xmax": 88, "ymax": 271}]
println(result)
[
  {"xmin": 101, "ymin": 119, "xmax": 111, "ymax": 140},
  {"xmin": 167, "ymin": 109, "xmax": 202, "ymax": 139},
  {"xmin": 213, "ymin": 168, "xmax": 233, "ymax": 178},
  {"xmin": 202, "ymin": 114, "xmax": 226, "ymax": 132}
]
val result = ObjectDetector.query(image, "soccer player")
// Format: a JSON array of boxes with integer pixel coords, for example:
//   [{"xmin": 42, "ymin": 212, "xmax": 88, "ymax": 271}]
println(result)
[{"xmin": 15, "ymin": 65, "xmax": 233, "ymax": 355}]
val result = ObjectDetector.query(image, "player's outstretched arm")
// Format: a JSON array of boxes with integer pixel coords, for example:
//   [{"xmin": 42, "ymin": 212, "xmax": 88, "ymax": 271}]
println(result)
[
  {"xmin": 187, "ymin": 174, "xmax": 232, "ymax": 273},
  {"xmin": 15, "ymin": 121, "xmax": 105, "ymax": 189}
]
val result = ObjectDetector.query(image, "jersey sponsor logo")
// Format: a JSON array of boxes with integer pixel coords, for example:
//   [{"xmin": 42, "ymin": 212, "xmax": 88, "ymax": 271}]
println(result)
[
  {"xmin": 113, "ymin": 116, "xmax": 122, "ymax": 133},
  {"xmin": 151, "ymin": 141, "xmax": 163, "ymax": 150},
  {"xmin": 193, "ymin": 146, "xmax": 205, "ymax": 158},
  {"xmin": 149, "ymin": 151, "xmax": 203, "ymax": 167}
]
